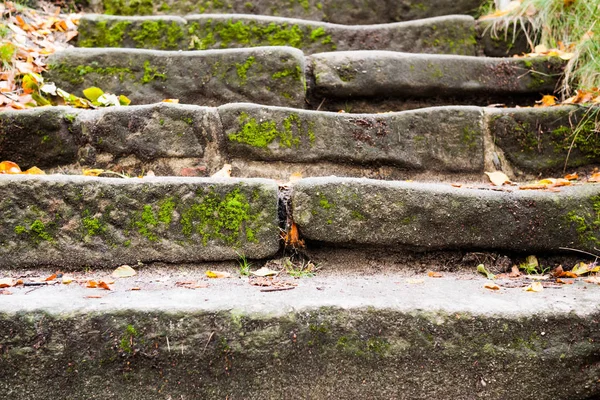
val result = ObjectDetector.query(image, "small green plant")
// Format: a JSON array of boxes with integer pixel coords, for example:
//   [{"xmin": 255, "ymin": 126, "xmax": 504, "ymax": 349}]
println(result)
[
  {"xmin": 284, "ymin": 257, "xmax": 318, "ymax": 278},
  {"xmin": 519, "ymin": 255, "xmax": 550, "ymax": 275},
  {"xmin": 0, "ymin": 42, "xmax": 16, "ymax": 68},
  {"xmin": 237, "ymin": 252, "xmax": 252, "ymax": 276}
]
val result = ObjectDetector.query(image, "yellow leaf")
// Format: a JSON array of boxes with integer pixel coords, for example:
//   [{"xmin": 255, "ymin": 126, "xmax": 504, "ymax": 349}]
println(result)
[
  {"xmin": 206, "ymin": 270, "xmax": 231, "ymax": 278},
  {"xmin": 118, "ymin": 95, "xmax": 131, "ymax": 106},
  {"xmin": 23, "ymin": 166, "xmax": 45, "ymax": 175},
  {"xmin": 162, "ymin": 99, "xmax": 179, "ymax": 103},
  {"xmin": 112, "ymin": 265, "xmax": 137, "ymax": 278},
  {"xmin": 62, "ymin": 276, "xmax": 74, "ymax": 284},
  {"xmin": 572, "ymin": 262, "xmax": 592, "ymax": 275},
  {"xmin": 485, "ymin": 171, "xmax": 511, "ymax": 186},
  {"xmin": 83, "ymin": 169, "xmax": 104, "ymax": 176},
  {"xmin": 428, "ymin": 271, "xmax": 443, "ymax": 278},
  {"xmin": 524, "ymin": 282, "xmax": 543, "ymax": 292},
  {"xmin": 559, "ymin": 52, "xmax": 574, "ymax": 60},
  {"xmin": 535, "ymin": 95, "xmax": 556, "ymax": 107},
  {"xmin": 82, "ymin": 86, "xmax": 104, "ymax": 102},
  {"xmin": 484, "ymin": 282, "xmax": 500, "ymax": 290}
]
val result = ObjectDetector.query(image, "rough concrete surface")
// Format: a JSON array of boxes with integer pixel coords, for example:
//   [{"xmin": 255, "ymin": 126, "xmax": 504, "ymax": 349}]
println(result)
[
  {"xmin": 487, "ymin": 106, "xmax": 599, "ymax": 173},
  {"xmin": 220, "ymin": 103, "xmax": 485, "ymax": 172},
  {"xmin": 292, "ymin": 177, "xmax": 600, "ymax": 252},
  {"xmin": 78, "ymin": 14, "xmax": 478, "ymax": 55},
  {"xmin": 85, "ymin": 0, "xmax": 483, "ymax": 25},
  {"xmin": 0, "ymin": 175, "xmax": 279, "ymax": 267},
  {"xmin": 309, "ymin": 51, "xmax": 563, "ymax": 98},
  {"xmin": 44, "ymin": 47, "xmax": 306, "ymax": 107},
  {"xmin": 0, "ymin": 272, "xmax": 598, "ymax": 400}
]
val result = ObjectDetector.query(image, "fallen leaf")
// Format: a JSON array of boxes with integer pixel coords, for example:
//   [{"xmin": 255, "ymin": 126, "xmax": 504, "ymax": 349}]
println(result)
[
  {"xmin": 0, "ymin": 161, "xmax": 22, "ymax": 174},
  {"xmin": 82, "ymin": 169, "xmax": 105, "ymax": 177},
  {"xmin": 427, "ymin": 271, "xmax": 443, "ymax": 278},
  {"xmin": 82, "ymin": 86, "xmax": 104, "ymax": 102},
  {"xmin": 583, "ymin": 276, "xmax": 600, "ymax": 284},
  {"xmin": 484, "ymin": 282, "xmax": 500, "ymax": 290},
  {"xmin": 535, "ymin": 95, "xmax": 557, "ymax": 107},
  {"xmin": 508, "ymin": 265, "xmax": 521, "ymax": 278},
  {"xmin": 98, "ymin": 281, "xmax": 111, "ymax": 290},
  {"xmin": 85, "ymin": 295, "xmax": 103, "ymax": 298},
  {"xmin": 556, "ymin": 278, "xmax": 574, "ymax": 284},
  {"xmin": 23, "ymin": 166, "xmax": 45, "ymax": 175},
  {"xmin": 485, "ymin": 171, "xmax": 511, "ymax": 186},
  {"xmin": 86, "ymin": 280, "xmax": 98, "ymax": 288},
  {"xmin": 251, "ymin": 267, "xmax": 279, "ymax": 277},
  {"xmin": 130, "ymin": 287, "xmax": 141, "ymax": 290},
  {"xmin": 287, "ymin": 172, "xmax": 303, "ymax": 184},
  {"xmin": 176, "ymin": 281, "xmax": 209, "ymax": 289},
  {"xmin": 283, "ymin": 221, "xmax": 305, "ymax": 248},
  {"xmin": 162, "ymin": 99, "xmax": 179, "ymax": 103},
  {"xmin": 62, "ymin": 276, "xmax": 74, "ymax": 284},
  {"xmin": 572, "ymin": 262, "xmax": 594, "ymax": 275},
  {"xmin": 112, "ymin": 265, "xmax": 137, "ymax": 278},
  {"xmin": 211, "ymin": 164, "xmax": 232, "ymax": 178},
  {"xmin": 564, "ymin": 173, "xmax": 579, "ymax": 180},
  {"xmin": 590, "ymin": 172, "xmax": 600, "ymax": 183},
  {"xmin": 206, "ymin": 270, "xmax": 231, "ymax": 279},
  {"xmin": 477, "ymin": 264, "xmax": 495, "ymax": 280},
  {"xmin": 406, "ymin": 279, "xmax": 424, "ymax": 284},
  {"xmin": 45, "ymin": 273, "xmax": 57, "ymax": 281},
  {"xmin": 0, "ymin": 278, "xmax": 15, "ymax": 288},
  {"xmin": 524, "ymin": 282, "xmax": 544, "ymax": 292},
  {"xmin": 0, "ymin": 289, "xmax": 13, "ymax": 295}
]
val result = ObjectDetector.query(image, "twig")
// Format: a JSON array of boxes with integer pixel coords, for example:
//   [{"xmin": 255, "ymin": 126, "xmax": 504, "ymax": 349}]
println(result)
[
  {"xmin": 316, "ymin": 98, "xmax": 326, "ymax": 111},
  {"xmin": 260, "ymin": 286, "xmax": 296, "ymax": 292},
  {"xmin": 559, "ymin": 246, "xmax": 599, "ymax": 259},
  {"xmin": 166, "ymin": 336, "xmax": 171, "ymax": 353},
  {"xmin": 202, "ymin": 331, "xmax": 215, "ymax": 353}
]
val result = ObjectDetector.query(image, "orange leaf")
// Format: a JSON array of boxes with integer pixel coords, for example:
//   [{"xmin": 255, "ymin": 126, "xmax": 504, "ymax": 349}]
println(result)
[
  {"xmin": 44, "ymin": 273, "xmax": 57, "ymax": 281},
  {"xmin": 85, "ymin": 295, "xmax": 103, "ymax": 298},
  {"xmin": 0, "ymin": 161, "xmax": 22, "ymax": 174},
  {"xmin": 535, "ymin": 95, "xmax": 557, "ymax": 107},
  {"xmin": 588, "ymin": 172, "xmax": 600, "ymax": 183},
  {"xmin": 484, "ymin": 282, "xmax": 500, "ymax": 290},
  {"xmin": 98, "ymin": 281, "xmax": 111, "ymax": 290},
  {"xmin": 0, "ymin": 278, "xmax": 15, "ymax": 288},
  {"xmin": 130, "ymin": 287, "xmax": 141, "ymax": 291},
  {"xmin": 556, "ymin": 278, "xmax": 574, "ymax": 284},
  {"xmin": 519, "ymin": 183, "xmax": 549, "ymax": 190},
  {"xmin": 284, "ymin": 221, "xmax": 305, "ymax": 249},
  {"xmin": 564, "ymin": 173, "xmax": 578, "ymax": 180},
  {"xmin": 162, "ymin": 99, "xmax": 179, "ymax": 103},
  {"xmin": 428, "ymin": 271, "xmax": 443, "ymax": 278},
  {"xmin": 86, "ymin": 280, "xmax": 98, "ymax": 288}
]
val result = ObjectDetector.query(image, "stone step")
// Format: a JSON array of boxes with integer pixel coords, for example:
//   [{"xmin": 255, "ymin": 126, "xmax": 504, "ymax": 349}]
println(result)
[
  {"xmin": 0, "ymin": 104, "xmax": 591, "ymax": 178},
  {"xmin": 84, "ymin": 0, "xmax": 485, "ymax": 25},
  {"xmin": 77, "ymin": 14, "xmax": 521, "ymax": 56},
  {"xmin": 0, "ymin": 269, "xmax": 598, "ymax": 399},
  {"xmin": 44, "ymin": 47, "xmax": 563, "ymax": 111},
  {"xmin": 1, "ymin": 175, "xmax": 599, "ymax": 268},
  {"xmin": 0, "ymin": 175, "xmax": 279, "ymax": 268}
]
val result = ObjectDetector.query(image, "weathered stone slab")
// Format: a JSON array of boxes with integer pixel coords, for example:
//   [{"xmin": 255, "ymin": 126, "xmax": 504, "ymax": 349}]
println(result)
[
  {"xmin": 0, "ymin": 175, "xmax": 279, "ymax": 267},
  {"xmin": 0, "ymin": 275, "xmax": 599, "ymax": 399},
  {"xmin": 309, "ymin": 51, "xmax": 563, "ymax": 98},
  {"xmin": 292, "ymin": 177, "xmax": 600, "ymax": 252},
  {"xmin": 88, "ymin": 0, "xmax": 483, "ymax": 25},
  {"xmin": 78, "ymin": 103, "xmax": 222, "ymax": 165},
  {"xmin": 44, "ymin": 47, "xmax": 306, "ymax": 107},
  {"xmin": 220, "ymin": 103, "xmax": 484, "ymax": 172},
  {"xmin": 78, "ymin": 14, "xmax": 478, "ymax": 56},
  {"xmin": 486, "ymin": 106, "xmax": 598, "ymax": 173},
  {"xmin": 0, "ymin": 107, "xmax": 81, "ymax": 169}
]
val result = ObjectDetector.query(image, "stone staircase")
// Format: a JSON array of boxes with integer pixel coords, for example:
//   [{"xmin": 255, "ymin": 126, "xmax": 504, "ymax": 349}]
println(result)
[{"xmin": 1, "ymin": 1, "xmax": 599, "ymax": 399}]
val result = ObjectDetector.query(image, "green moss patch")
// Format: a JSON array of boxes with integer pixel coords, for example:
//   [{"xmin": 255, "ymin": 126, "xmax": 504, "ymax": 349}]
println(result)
[
  {"xmin": 228, "ymin": 112, "xmax": 314, "ymax": 149},
  {"xmin": 566, "ymin": 195, "xmax": 600, "ymax": 245}
]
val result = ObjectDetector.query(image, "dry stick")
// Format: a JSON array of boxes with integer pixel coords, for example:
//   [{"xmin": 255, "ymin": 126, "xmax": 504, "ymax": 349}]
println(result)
[
  {"xmin": 559, "ymin": 246, "xmax": 600, "ymax": 261},
  {"xmin": 316, "ymin": 98, "xmax": 326, "ymax": 111},
  {"xmin": 202, "ymin": 331, "xmax": 215, "ymax": 353}
]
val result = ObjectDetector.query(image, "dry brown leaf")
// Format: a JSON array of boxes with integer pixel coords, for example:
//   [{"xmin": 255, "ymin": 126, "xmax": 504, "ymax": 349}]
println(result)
[
  {"xmin": 556, "ymin": 278, "xmax": 574, "ymax": 284},
  {"xmin": 588, "ymin": 172, "xmax": 600, "ymax": 183},
  {"xmin": 23, "ymin": 166, "xmax": 45, "ymax": 175},
  {"xmin": 0, "ymin": 289, "xmax": 13, "ymax": 295},
  {"xmin": 509, "ymin": 265, "xmax": 521, "ymax": 278},
  {"xmin": 206, "ymin": 270, "xmax": 231, "ymax": 279},
  {"xmin": 485, "ymin": 171, "xmax": 511, "ymax": 186},
  {"xmin": 484, "ymin": 282, "xmax": 500, "ymax": 290},
  {"xmin": 130, "ymin": 287, "xmax": 141, "ymax": 290},
  {"xmin": 428, "ymin": 271, "xmax": 443, "ymax": 278},
  {"xmin": 112, "ymin": 265, "xmax": 137, "ymax": 278},
  {"xmin": 86, "ymin": 280, "xmax": 98, "ymax": 288},
  {"xmin": 98, "ymin": 281, "xmax": 111, "ymax": 290},
  {"xmin": 284, "ymin": 221, "xmax": 305, "ymax": 249},
  {"xmin": 62, "ymin": 275, "xmax": 74, "ymax": 284},
  {"xmin": 85, "ymin": 295, "xmax": 103, "ymax": 298}
]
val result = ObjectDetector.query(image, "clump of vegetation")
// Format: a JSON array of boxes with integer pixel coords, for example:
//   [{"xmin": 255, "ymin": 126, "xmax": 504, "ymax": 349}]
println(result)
[
  {"xmin": 491, "ymin": 0, "xmax": 600, "ymax": 96},
  {"xmin": 237, "ymin": 252, "xmax": 252, "ymax": 276}
]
